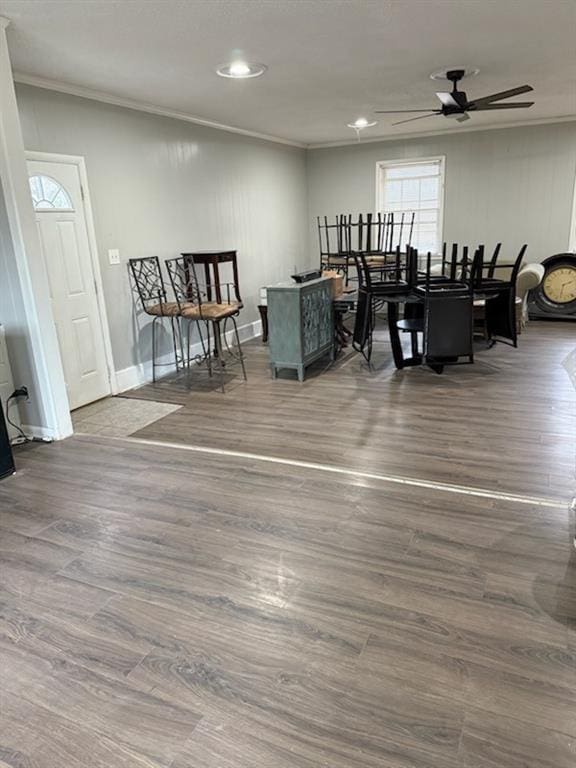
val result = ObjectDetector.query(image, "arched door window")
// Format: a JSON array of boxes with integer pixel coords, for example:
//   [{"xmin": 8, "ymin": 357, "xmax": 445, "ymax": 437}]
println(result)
[{"xmin": 29, "ymin": 174, "xmax": 74, "ymax": 211}]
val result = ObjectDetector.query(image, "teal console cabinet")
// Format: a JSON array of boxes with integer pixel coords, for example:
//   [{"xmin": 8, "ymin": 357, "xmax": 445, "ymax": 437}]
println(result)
[{"xmin": 267, "ymin": 277, "xmax": 334, "ymax": 381}]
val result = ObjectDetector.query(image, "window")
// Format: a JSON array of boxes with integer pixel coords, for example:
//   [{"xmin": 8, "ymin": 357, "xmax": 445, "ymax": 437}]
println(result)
[
  {"xmin": 376, "ymin": 157, "xmax": 445, "ymax": 254},
  {"xmin": 29, "ymin": 174, "xmax": 74, "ymax": 211}
]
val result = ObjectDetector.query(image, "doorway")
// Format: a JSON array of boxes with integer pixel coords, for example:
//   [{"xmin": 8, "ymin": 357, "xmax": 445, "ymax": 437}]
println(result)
[{"xmin": 26, "ymin": 153, "xmax": 114, "ymax": 411}]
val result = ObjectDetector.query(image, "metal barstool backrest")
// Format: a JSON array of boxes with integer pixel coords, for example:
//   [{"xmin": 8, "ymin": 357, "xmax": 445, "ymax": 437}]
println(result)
[
  {"xmin": 165, "ymin": 256, "xmax": 203, "ymax": 311},
  {"xmin": 129, "ymin": 256, "xmax": 168, "ymax": 314}
]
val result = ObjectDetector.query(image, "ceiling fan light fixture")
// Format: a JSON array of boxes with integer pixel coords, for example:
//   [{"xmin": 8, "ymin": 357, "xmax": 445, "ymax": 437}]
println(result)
[
  {"xmin": 217, "ymin": 61, "xmax": 267, "ymax": 79},
  {"xmin": 430, "ymin": 67, "xmax": 480, "ymax": 81}
]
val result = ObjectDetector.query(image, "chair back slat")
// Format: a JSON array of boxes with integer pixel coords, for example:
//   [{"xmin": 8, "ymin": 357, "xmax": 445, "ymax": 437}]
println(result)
[
  {"xmin": 511, "ymin": 244, "xmax": 528, "ymax": 283},
  {"xmin": 487, "ymin": 243, "xmax": 502, "ymax": 278}
]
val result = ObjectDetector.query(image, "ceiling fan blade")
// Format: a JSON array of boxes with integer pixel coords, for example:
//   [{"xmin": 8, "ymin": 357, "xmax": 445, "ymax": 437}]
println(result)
[
  {"xmin": 374, "ymin": 109, "xmax": 437, "ymax": 113},
  {"xmin": 392, "ymin": 112, "xmax": 439, "ymax": 126},
  {"xmin": 456, "ymin": 114, "xmax": 470, "ymax": 123},
  {"xmin": 474, "ymin": 102, "xmax": 535, "ymax": 111},
  {"xmin": 436, "ymin": 92, "xmax": 460, "ymax": 108},
  {"xmin": 469, "ymin": 85, "xmax": 533, "ymax": 107}
]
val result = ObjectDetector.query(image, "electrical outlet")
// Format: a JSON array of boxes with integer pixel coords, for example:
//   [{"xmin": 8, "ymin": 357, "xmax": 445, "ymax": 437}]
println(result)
[{"xmin": 108, "ymin": 249, "xmax": 120, "ymax": 265}]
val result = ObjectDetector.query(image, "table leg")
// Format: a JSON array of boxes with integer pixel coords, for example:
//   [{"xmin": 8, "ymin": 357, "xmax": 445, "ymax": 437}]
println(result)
[
  {"xmin": 387, "ymin": 302, "xmax": 405, "ymax": 369},
  {"xmin": 212, "ymin": 256, "xmax": 223, "ymax": 304},
  {"xmin": 334, "ymin": 309, "xmax": 351, "ymax": 353},
  {"xmin": 204, "ymin": 263, "xmax": 212, "ymax": 301},
  {"xmin": 410, "ymin": 330, "xmax": 419, "ymax": 358}
]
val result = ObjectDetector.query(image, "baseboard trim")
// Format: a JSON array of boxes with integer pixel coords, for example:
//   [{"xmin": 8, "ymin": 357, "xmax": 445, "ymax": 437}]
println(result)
[
  {"xmin": 114, "ymin": 318, "xmax": 261, "ymax": 393},
  {"xmin": 21, "ymin": 423, "xmax": 62, "ymax": 441}
]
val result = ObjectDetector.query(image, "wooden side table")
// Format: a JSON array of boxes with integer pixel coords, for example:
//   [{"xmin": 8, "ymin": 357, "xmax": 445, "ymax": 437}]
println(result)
[{"xmin": 181, "ymin": 250, "xmax": 242, "ymax": 305}]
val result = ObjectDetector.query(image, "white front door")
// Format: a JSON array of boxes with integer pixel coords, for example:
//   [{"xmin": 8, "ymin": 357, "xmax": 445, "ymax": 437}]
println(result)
[{"xmin": 27, "ymin": 159, "xmax": 110, "ymax": 410}]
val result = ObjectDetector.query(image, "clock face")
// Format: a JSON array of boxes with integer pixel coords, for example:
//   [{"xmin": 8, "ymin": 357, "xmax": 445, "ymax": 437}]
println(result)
[{"xmin": 542, "ymin": 265, "xmax": 576, "ymax": 305}]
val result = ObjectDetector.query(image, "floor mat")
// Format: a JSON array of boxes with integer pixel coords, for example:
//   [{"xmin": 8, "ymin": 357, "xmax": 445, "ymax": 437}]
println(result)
[{"xmin": 71, "ymin": 396, "xmax": 182, "ymax": 437}]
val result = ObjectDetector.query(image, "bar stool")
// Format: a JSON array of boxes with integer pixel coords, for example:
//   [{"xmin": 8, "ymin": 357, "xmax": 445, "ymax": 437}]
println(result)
[
  {"xmin": 128, "ymin": 256, "xmax": 185, "ymax": 382},
  {"xmin": 165, "ymin": 256, "xmax": 247, "ymax": 392}
]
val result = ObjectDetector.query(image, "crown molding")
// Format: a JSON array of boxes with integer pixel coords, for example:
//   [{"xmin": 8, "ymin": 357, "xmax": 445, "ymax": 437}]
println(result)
[
  {"xmin": 13, "ymin": 71, "xmax": 576, "ymax": 151},
  {"xmin": 13, "ymin": 72, "xmax": 307, "ymax": 149},
  {"xmin": 307, "ymin": 114, "xmax": 576, "ymax": 150}
]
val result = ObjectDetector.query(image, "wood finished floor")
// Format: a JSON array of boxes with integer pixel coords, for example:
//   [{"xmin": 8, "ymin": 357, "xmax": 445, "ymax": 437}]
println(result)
[
  {"xmin": 125, "ymin": 320, "xmax": 576, "ymax": 502},
  {"xmin": 1, "ymin": 320, "xmax": 575, "ymax": 767}
]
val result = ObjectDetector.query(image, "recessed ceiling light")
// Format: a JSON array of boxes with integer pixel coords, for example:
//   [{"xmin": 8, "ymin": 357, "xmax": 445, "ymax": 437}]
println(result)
[
  {"xmin": 430, "ymin": 66, "xmax": 479, "ymax": 81},
  {"xmin": 347, "ymin": 117, "xmax": 378, "ymax": 129},
  {"xmin": 217, "ymin": 61, "xmax": 267, "ymax": 79}
]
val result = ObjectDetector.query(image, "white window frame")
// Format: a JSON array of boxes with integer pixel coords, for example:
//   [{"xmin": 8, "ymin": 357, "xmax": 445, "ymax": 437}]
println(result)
[{"xmin": 375, "ymin": 155, "xmax": 446, "ymax": 255}]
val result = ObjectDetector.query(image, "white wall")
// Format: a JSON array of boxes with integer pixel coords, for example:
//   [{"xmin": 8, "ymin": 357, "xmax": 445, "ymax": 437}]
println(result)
[
  {"xmin": 16, "ymin": 84, "xmax": 309, "ymax": 376},
  {"xmin": 307, "ymin": 122, "xmax": 576, "ymax": 264},
  {"xmin": 0, "ymin": 22, "xmax": 71, "ymax": 440},
  {"xmin": 0, "ymin": 182, "xmax": 29, "ymax": 428}
]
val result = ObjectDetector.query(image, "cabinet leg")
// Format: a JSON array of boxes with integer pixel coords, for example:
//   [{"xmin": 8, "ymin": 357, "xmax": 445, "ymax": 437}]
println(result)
[
  {"xmin": 258, "ymin": 305, "xmax": 269, "ymax": 344},
  {"xmin": 297, "ymin": 365, "xmax": 305, "ymax": 382}
]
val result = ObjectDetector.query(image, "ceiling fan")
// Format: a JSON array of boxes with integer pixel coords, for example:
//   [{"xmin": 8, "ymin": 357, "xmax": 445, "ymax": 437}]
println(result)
[{"xmin": 375, "ymin": 69, "xmax": 534, "ymax": 126}]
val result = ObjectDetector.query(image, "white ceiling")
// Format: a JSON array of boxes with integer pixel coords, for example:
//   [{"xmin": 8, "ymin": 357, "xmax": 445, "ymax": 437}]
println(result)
[{"xmin": 1, "ymin": 0, "xmax": 575, "ymax": 146}]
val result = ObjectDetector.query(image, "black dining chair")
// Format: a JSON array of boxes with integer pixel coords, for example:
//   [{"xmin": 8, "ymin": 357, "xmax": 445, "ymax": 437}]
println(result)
[
  {"xmin": 317, "ymin": 215, "xmax": 353, "ymax": 283},
  {"xmin": 473, "ymin": 243, "xmax": 527, "ymax": 347},
  {"xmin": 415, "ymin": 244, "xmax": 474, "ymax": 289},
  {"xmin": 352, "ymin": 246, "xmax": 414, "ymax": 362},
  {"xmin": 394, "ymin": 249, "xmax": 475, "ymax": 372},
  {"xmin": 351, "ymin": 212, "xmax": 416, "ymax": 281},
  {"xmin": 433, "ymin": 242, "xmax": 472, "ymax": 282},
  {"xmin": 420, "ymin": 251, "xmax": 476, "ymax": 372},
  {"xmin": 128, "ymin": 256, "xmax": 184, "ymax": 382}
]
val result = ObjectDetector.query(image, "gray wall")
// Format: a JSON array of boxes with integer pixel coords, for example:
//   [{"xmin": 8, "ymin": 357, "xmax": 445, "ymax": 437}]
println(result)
[
  {"xmin": 16, "ymin": 84, "xmax": 308, "ymax": 373},
  {"xmin": 307, "ymin": 122, "xmax": 576, "ymax": 264},
  {"xmin": 13, "ymin": 83, "xmax": 576, "ymax": 381},
  {"xmin": 0, "ymin": 181, "xmax": 43, "ymax": 428}
]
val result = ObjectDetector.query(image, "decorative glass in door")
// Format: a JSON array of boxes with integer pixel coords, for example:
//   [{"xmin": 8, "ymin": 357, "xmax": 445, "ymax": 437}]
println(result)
[{"xmin": 29, "ymin": 175, "xmax": 74, "ymax": 211}]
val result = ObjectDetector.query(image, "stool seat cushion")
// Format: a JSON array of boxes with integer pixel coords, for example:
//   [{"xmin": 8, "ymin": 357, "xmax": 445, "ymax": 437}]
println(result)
[
  {"xmin": 182, "ymin": 301, "xmax": 241, "ymax": 321},
  {"xmin": 147, "ymin": 302, "xmax": 191, "ymax": 317}
]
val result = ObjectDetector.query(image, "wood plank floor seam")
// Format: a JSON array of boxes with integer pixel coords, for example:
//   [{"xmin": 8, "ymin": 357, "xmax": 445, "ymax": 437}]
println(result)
[{"xmin": 73, "ymin": 432, "xmax": 570, "ymax": 510}]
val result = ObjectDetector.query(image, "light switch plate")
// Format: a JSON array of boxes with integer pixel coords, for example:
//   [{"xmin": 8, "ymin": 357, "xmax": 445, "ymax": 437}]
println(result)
[{"xmin": 108, "ymin": 249, "xmax": 120, "ymax": 265}]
